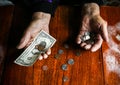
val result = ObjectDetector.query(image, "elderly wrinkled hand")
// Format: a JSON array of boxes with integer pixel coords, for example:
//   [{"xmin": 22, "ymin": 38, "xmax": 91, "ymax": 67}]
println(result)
[
  {"xmin": 76, "ymin": 3, "xmax": 109, "ymax": 52},
  {"xmin": 17, "ymin": 12, "xmax": 51, "ymax": 60}
]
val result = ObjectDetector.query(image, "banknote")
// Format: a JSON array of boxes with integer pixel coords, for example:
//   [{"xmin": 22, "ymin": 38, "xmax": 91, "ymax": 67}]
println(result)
[{"xmin": 14, "ymin": 30, "xmax": 56, "ymax": 66}]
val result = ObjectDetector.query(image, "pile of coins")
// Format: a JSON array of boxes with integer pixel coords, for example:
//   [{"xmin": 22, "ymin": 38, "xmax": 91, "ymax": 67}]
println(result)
[
  {"xmin": 80, "ymin": 32, "xmax": 95, "ymax": 45},
  {"xmin": 81, "ymin": 32, "xmax": 90, "ymax": 42}
]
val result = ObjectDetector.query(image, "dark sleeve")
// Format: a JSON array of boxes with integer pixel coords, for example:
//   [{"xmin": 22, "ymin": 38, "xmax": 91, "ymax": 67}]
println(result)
[
  {"xmin": 24, "ymin": 0, "xmax": 59, "ymax": 15},
  {"xmin": 84, "ymin": 0, "xmax": 104, "ymax": 6},
  {"xmin": 58, "ymin": 0, "xmax": 104, "ymax": 7}
]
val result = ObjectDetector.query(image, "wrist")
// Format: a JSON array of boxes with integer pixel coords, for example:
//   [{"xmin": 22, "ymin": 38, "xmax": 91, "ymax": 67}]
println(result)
[
  {"xmin": 82, "ymin": 3, "xmax": 100, "ymax": 17},
  {"xmin": 32, "ymin": 12, "xmax": 51, "ymax": 24}
]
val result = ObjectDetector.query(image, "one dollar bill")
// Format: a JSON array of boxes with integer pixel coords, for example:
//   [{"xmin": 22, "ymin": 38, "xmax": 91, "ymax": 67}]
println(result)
[{"xmin": 14, "ymin": 30, "xmax": 56, "ymax": 66}]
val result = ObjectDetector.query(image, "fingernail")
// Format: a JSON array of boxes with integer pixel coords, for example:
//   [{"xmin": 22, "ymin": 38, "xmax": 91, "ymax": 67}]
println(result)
[
  {"xmin": 85, "ymin": 45, "xmax": 91, "ymax": 50},
  {"xmin": 39, "ymin": 56, "xmax": 43, "ymax": 60},
  {"xmin": 16, "ymin": 44, "xmax": 21, "ymax": 49},
  {"xmin": 16, "ymin": 38, "xmax": 25, "ymax": 49},
  {"xmin": 91, "ymin": 48, "xmax": 97, "ymax": 52},
  {"xmin": 77, "ymin": 40, "xmax": 81, "ymax": 44},
  {"xmin": 20, "ymin": 38, "xmax": 25, "ymax": 44},
  {"xmin": 16, "ymin": 45, "xmax": 20, "ymax": 49},
  {"xmin": 43, "ymin": 54, "xmax": 48, "ymax": 59},
  {"xmin": 47, "ymin": 51, "xmax": 51, "ymax": 55},
  {"xmin": 77, "ymin": 41, "xmax": 80, "ymax": 44}
]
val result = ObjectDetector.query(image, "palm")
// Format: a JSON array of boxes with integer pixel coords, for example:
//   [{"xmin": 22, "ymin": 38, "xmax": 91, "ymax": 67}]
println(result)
[{"xmin": 76, "ymin": 15, "xmax": 108, "ymax": 52}]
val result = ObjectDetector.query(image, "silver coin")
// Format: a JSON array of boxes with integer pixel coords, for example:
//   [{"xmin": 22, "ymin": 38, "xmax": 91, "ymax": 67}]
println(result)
[
  {"xmin": 62, "ymin": 76, "xmax": 69, "ymax": 82},
  {"xmin": 85, "ymin": 35, "xmax": 90, "ymax": 40},
  {"xmin": 61, "ymin": 64, "xmax": 68, "ymax": 71},
  {"xmin": 67, "ymin": 59, "xmax": 74, "ymax": 65},
  {"xmin": 42, "ymin": 65, "xmax": 48, "ymax": 71},
  {"xmin": 84, "ymin": 32, "xmax": 90, "ymax": 36},
  {"xmin": 86, "ymin": 40, "xmax": 94, "ymax": 45},
  {"xmin": 81, "ymin": 35, "xmax": 90, "ymax": 42},
  {"xmin": 81, "ymin": 32, "xmax": 91, "ymax": 42},
  {"xmin": 58, "ymin": 49, "xmax": 64, "ymax": 54}
]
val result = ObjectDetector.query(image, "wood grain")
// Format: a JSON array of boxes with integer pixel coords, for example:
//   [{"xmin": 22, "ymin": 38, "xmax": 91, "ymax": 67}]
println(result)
[
  {"xmin": 0, "ymin": 6, "xmax": 120, "ymax": 85},
  {"xmin": 101, "ymin": 6, "xmax": 120, "ymax": 85}
]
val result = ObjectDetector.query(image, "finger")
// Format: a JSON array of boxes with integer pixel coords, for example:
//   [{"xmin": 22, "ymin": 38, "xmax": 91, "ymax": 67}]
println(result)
[
  {"xmin": 76, "ymin": 34, "xmax": 82, "ymax": 44},
  {"xmin": 43, "ymin": 53, "xmax": 48, "ymax": 59},
  {"xmin": 80, "ymin": 42, "xmax": 87, "ymax": 47},
  {"xmin": 100, "ymin": 22, "xmax": 109, "ymax": 42},
  {"xmin": 17, "ymin": 32, "xmax": 31, "ymax": 49},
  {"xmin": 91, "ymin": 34, "xmax": 103, "ymax": 52},
  {"xmin": 24, "ymin": 38, "xmax": 34, "ymax": 48},
  {"xmin": 84, "ymin": 44, "xmax": 92, "ymax": 50},
  {"xmin": 38, "ymin": 55, "xmax": 43, "ymax": 60},
  {"xmin": 46, "ymin": 48, "xmax": 51, "ymax": 55}
]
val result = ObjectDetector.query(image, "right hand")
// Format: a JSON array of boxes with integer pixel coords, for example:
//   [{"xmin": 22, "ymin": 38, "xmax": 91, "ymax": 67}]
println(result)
[
  {"xmin": 76, "ymin": 14, "xmax": 109, "ymax": 52},
  {"xmin": 17, "ymin": 12, "xmax": 51, "ymax": 60}
]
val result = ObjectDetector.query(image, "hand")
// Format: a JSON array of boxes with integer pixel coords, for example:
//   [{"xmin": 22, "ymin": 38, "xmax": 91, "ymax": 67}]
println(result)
[
  {"xmin": 76, "ymin": 14, "xmax": 109, "ymax": 52},
  {"xmin": 76, "ymin": 3, "xmax": 109, "ymax": 52},
  {"xmin": 17, "ymin": 12, "xmax": 51, "ymax": 60}
]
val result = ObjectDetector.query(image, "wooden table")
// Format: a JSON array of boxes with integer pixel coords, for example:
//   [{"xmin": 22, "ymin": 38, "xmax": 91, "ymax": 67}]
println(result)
[{"xmin": 0, "ymin": 5, "xmax": 120, "ymax": 85}]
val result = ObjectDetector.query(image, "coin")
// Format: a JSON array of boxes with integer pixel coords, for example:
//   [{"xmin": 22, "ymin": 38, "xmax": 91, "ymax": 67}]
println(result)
[
  {"xmin": 37, "ymin": 41, "xmax": 46, "ymax": 51},
  {"xmin": 61, "ymin": 64, "xmax": 68, "ymax": 71},
  {"xmin": 85, "ymin": 35, "xmax": 90, "ymax": 40},
  {"xmin": 58, "ymin": 49, "xmax": 64, "ymax": 54},
  {"xmin": 86, "ymin": 40, "xmax": 94, "ymax": 45},
  {"xmin": 81, "ymin": 32, "xmax": 91, "ymax": 42},
  {"xmin": 84, "ymin": 32, "xmax": 90, "ymax": 36},
  {"xmin": 54, "ymin": 54, "xmax": 60, "ymax": 59},
  {"xmin": 81, "ymin": 35, "xmax": 90, "ymax": 42},
  {"xmin": 42, "ymin": 65, "xmax": 48, "ymax": 71},
  {"xmin": 67, "ymin": 59, "xmax": 74, "ymax": 65},
  {"xmin": 62, "ymin": 76, "xmax": 69, "ymax": 82}
]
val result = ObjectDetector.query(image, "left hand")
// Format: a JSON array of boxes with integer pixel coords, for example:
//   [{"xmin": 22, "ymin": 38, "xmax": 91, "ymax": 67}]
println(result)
[{"xmin": 76, "ymin": 14, "xmax": 109, "ymax": 52}]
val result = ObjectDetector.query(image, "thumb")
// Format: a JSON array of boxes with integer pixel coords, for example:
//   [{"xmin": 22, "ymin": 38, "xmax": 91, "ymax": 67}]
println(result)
[
  {"xmin": 17, "ymin": 32, "xmax": 31, "ymax": 49},
  {"xmin": 100, "ymin": 22, "xmax": 109, "ymax": 42}
]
